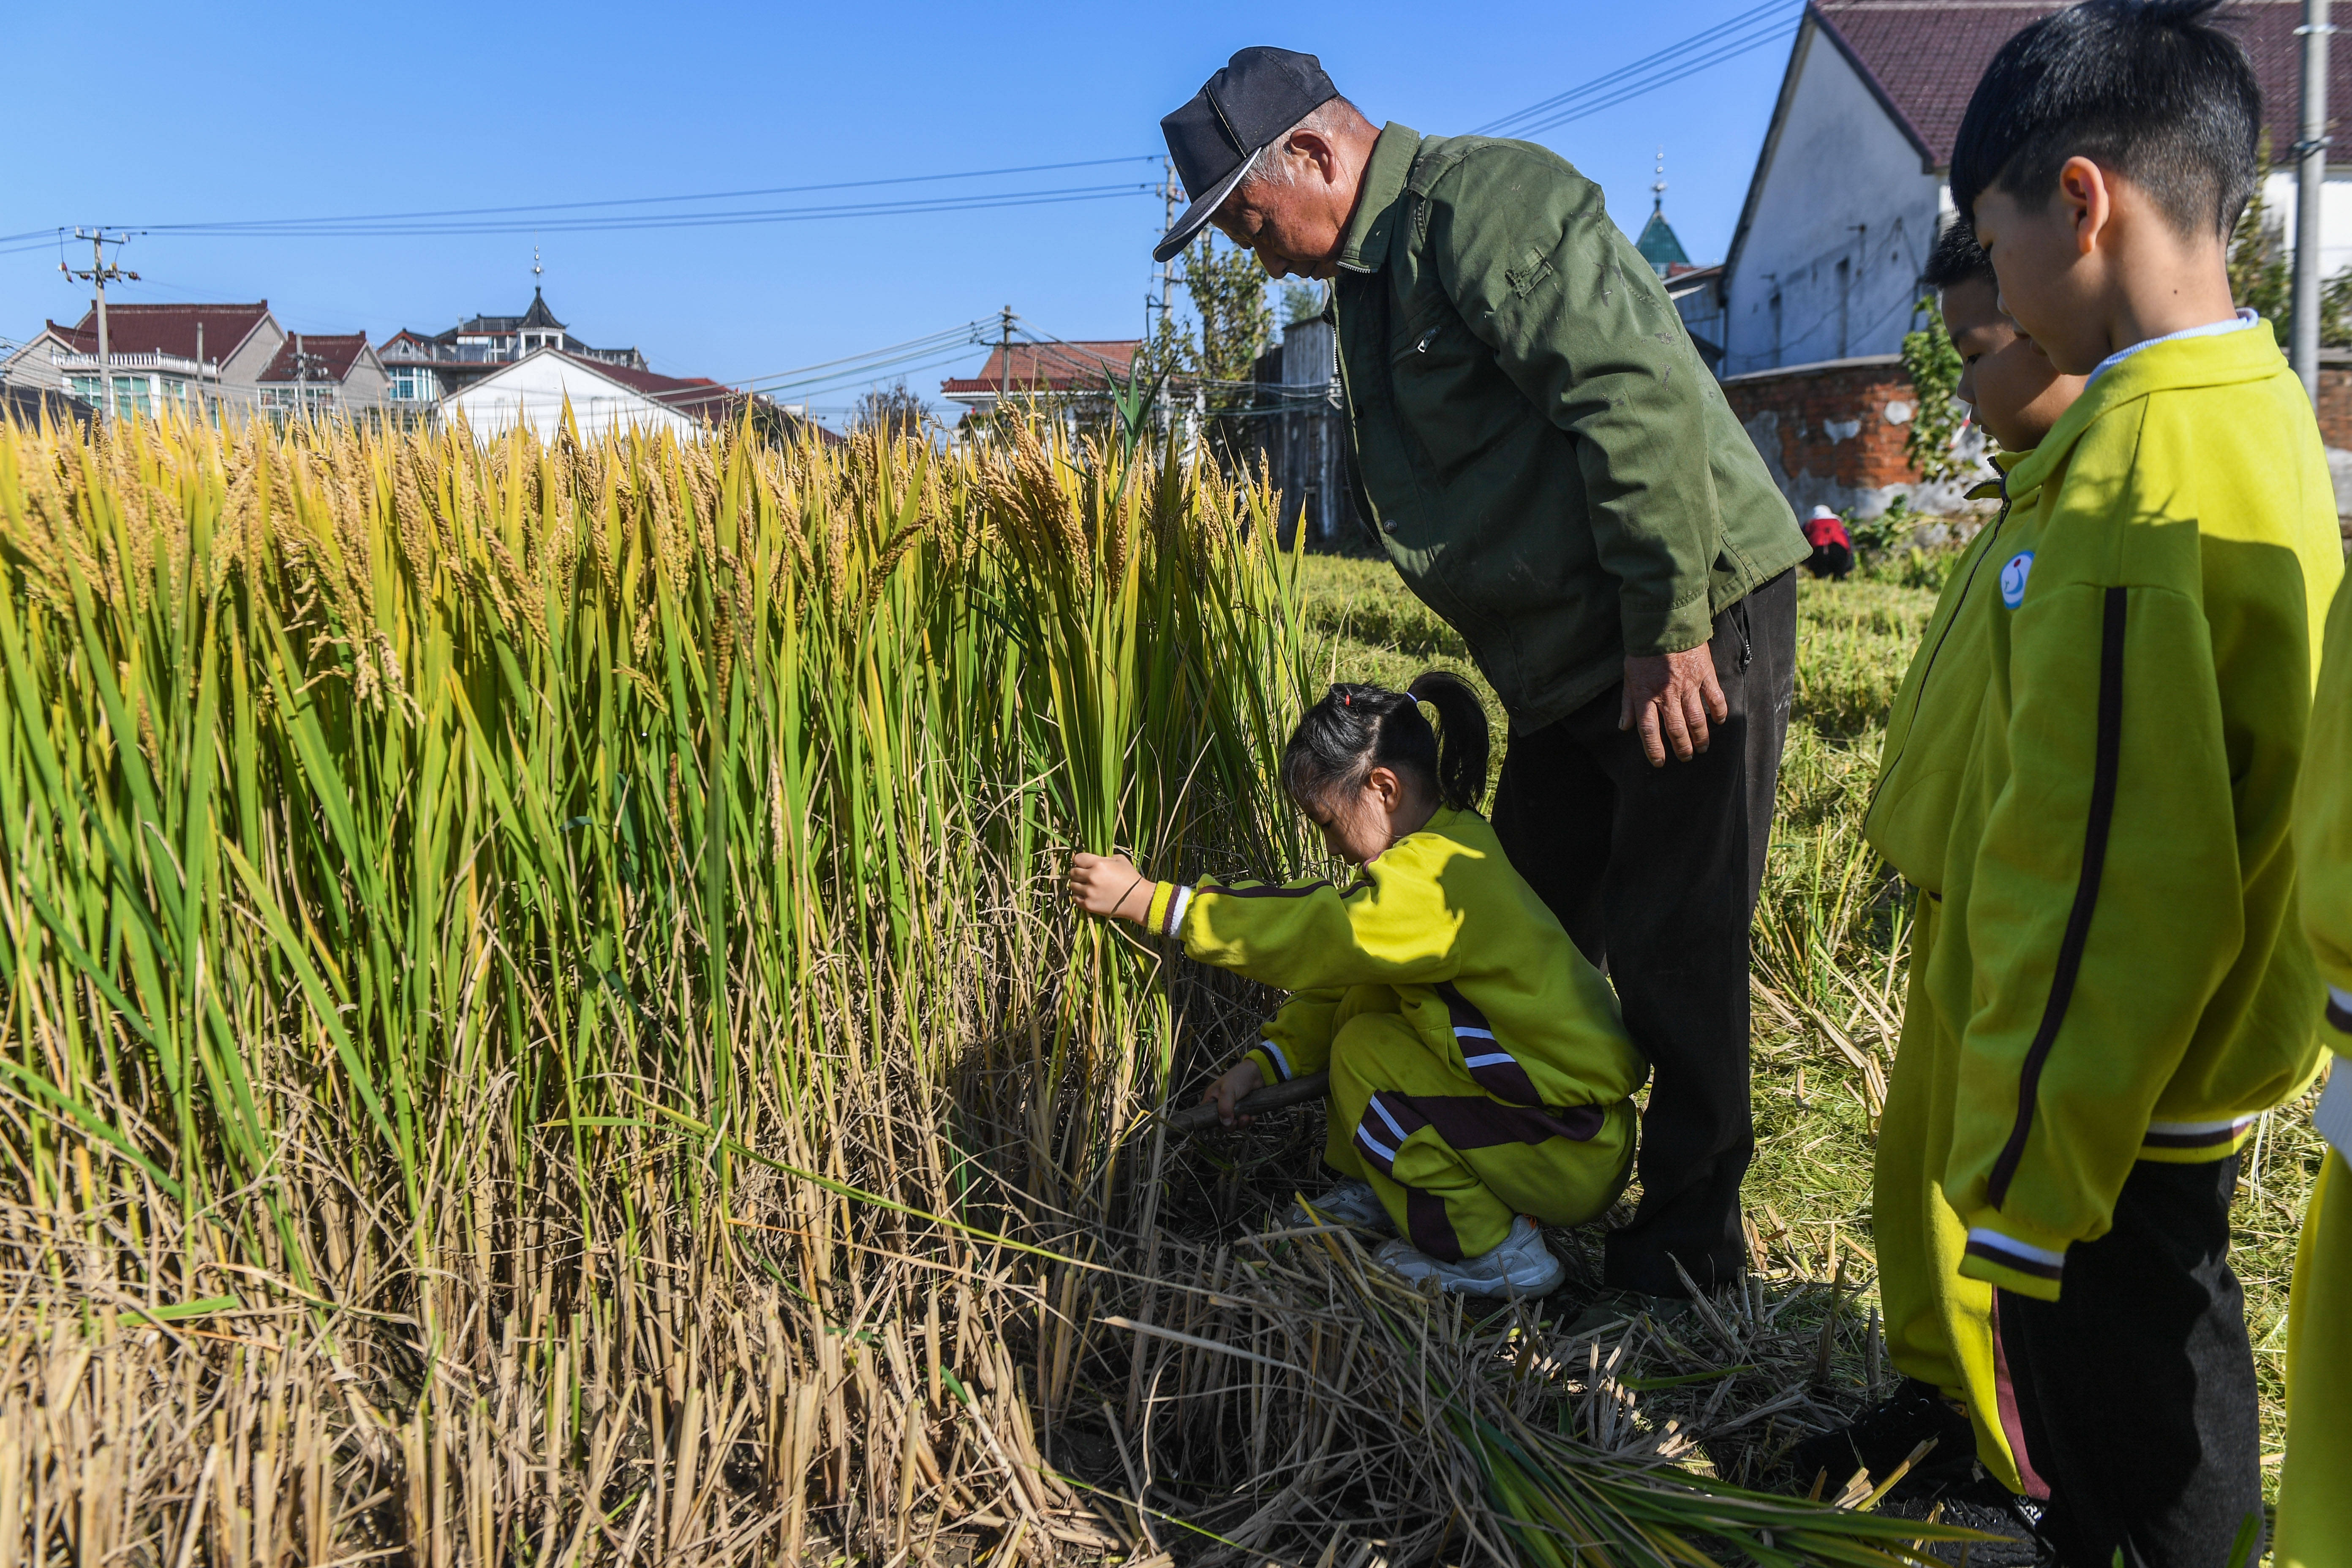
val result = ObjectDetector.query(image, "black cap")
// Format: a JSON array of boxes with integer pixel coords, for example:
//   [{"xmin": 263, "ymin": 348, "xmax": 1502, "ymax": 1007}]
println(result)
[{"xmin": 1154, "ymin": 47, "xmax": 1339, "ymax": 264}]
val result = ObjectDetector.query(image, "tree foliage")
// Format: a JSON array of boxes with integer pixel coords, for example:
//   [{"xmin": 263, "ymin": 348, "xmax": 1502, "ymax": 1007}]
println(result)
[
  {"xmin": 1135, "ymin": 231, "xmax": 1274, "ymax": 411},
  {"xmin": 2229, "ymin": 132, "xmax": 2352, "ymax": 348},
  {"xmin": 1900, "ymin": 300, "xmax": 1970, "ymax": 484},
  {"xmin": 1184, "ymin": 233, "xmax": 1275, "ymax": 403},
  {"xmin": 2230, "ymin": 134, "xmax": 2291, "ymax": 345},
  {"xmin": 849, "ymin": 380, "xmax": 932, "ymax": 439}
]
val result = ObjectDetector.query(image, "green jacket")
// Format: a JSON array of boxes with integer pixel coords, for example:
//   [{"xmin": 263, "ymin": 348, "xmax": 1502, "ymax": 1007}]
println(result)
[
  {"xmin": 1925, "ymin": 324, "xmax": 2341, "ymax": 1303},
  {"xmin": 1331, "ymin": 123, "xmax": 1808, "ymax": 731}
]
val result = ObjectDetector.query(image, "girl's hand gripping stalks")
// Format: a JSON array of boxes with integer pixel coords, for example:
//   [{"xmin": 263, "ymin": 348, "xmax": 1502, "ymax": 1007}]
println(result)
[
  {"xmin": 1067, "ymin": 852, "xmax": 1154, "ymax": 925},
  {"xmin": 1203, "ymin": 1058, "xmax": 1267, "ymax": 1128}
]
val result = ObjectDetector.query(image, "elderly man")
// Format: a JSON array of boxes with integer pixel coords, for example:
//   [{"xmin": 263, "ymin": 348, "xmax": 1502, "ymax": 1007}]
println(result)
[{"xmin": 1157, "ymin": 49, "xmax": 1807, "ymax": 1320}]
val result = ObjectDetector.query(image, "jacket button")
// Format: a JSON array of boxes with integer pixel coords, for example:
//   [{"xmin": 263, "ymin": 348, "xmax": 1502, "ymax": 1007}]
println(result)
[{"xmin": 1383, "ymin": 519, "xmax": 1398, "ymax": 534}]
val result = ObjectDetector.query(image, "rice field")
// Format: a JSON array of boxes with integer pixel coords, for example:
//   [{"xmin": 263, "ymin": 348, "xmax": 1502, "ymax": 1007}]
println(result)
[{"xmin": 0, "ymin": 406, "xmax": 2196, "ymax": 1565}]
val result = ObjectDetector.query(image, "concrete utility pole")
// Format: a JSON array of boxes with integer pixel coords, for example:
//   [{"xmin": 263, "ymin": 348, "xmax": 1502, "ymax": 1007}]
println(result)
[
  {"xmin": 289, "ymin": 333, "xmax": 328, "ymax": 419},
  {"xmin": 60, "ymin": 231, "xmax": 137, "ymax": 421},
  {"xmin": 2295, "ymin": 0, "xmax": 2334, "ymax": 400},
  {"xmin": 998, "ymin": 305, "xmax": 1015, "ymax": 418}
]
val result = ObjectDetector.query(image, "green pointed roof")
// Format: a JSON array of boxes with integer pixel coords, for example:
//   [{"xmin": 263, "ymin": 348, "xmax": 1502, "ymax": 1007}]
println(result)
[{"xmin": 1636, "ymin": 208, "xmax": 1689, "ymax": 276}]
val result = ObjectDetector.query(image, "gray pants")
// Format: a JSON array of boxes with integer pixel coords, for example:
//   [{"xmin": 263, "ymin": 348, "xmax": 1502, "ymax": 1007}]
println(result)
[{"xmin": 1490, "ymin": 569, "xmax": 1796, "ymax": 1294}]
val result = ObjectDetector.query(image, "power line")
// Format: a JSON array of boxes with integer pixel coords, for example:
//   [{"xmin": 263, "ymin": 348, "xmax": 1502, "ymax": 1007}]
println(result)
[
  {"xmin": 107, "ymin": 183, "xmax": 1155, "ymax": 242},
  {"xmin": 1477, "ymin": 1, "xmax": 1802, "ymax": 139},
  {"xmin": 120, "ymin": 155, "xmax": 1162, "ymax": 234}
]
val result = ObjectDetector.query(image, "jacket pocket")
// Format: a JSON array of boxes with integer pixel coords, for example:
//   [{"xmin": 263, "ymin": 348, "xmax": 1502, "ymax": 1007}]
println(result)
[{"xmin": 1391, "ymin": 301, "xmax": 1516, "ymax": 481}]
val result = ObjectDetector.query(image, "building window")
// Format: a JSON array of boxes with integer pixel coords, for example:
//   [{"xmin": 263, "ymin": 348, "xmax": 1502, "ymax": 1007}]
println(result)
[
  {"xmin": 260, "ymin": 386, "xmax": 338, "ymax": 419},
  {"xmin": 389, "ymin": 366, "xmax": 441, "ymax": 403},
  {"xmin": 69, "ymin": 375, "xmax": 156, "ymax": 418}
]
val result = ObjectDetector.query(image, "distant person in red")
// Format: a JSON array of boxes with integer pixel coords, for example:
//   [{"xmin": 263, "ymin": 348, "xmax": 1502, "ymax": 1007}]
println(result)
[{"xmin": 1802, "ymin": 506, "xmax": 1854, "ymax": 580}]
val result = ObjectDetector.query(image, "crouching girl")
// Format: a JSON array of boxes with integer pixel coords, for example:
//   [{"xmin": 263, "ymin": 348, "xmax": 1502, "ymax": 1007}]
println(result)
[{"xmin": 1067, "ymin": 673, "xmax": 1647, "ymax": 1298}]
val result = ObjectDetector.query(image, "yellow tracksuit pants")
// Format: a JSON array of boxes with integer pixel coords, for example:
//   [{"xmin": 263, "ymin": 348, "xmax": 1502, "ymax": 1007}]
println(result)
[
  {"xmin": 1320, "ymin": 1009, "xmax": 1636, "ymax": 1260},
  {"xmin": 2277, "ymin": 1146, "xmax": 2352, "ymax": 1565},
  {"xmin": 1875, "ymin": 896, "xmax": 2026, "ymax": 1496}
]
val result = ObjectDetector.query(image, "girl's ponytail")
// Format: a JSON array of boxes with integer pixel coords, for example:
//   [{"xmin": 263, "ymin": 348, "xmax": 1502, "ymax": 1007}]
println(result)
[
  {"xmin": 1280, "ymin": 671, "xmax": 1491, "ymax": 814},
  {"xmin": 1407, "ymin": 671, "xmax": 1489, "ymax": 811}
]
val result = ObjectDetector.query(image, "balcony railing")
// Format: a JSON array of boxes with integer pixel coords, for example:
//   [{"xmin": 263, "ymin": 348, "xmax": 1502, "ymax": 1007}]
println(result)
[{"xmin": 50, "ymin": 351, "xmax": 213, "ymax": 378}]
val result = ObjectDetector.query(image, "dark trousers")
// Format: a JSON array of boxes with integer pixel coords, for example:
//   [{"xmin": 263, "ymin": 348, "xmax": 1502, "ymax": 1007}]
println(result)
[
  {"xmin": 1997, "ymin": 1157, "xmax": 2265, "ymax": 1568},
  {"xmin": 1490, "ymin": 569, "xmax": 1795, "ymax": 1295}
]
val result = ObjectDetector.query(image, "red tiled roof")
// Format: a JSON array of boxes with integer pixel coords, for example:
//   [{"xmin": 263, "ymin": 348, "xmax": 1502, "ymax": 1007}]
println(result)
[
  {"xmin": 1815, "ymin": 0, "xmax": 2352, "ymax": 170},
  {"xmin": 560, "ymin": 352, "xmax": 734, "ymax": 411},
  {"xmin": 50, "ymin": 302, "xmax": 273, "ymax": 363},
  {"xmin": 941, "ymin": 340, "xmax": 1142, "ymax": 395},
  {"xmin": 257, "ymin": 333, "xmax": 372, "ymax": 385}
]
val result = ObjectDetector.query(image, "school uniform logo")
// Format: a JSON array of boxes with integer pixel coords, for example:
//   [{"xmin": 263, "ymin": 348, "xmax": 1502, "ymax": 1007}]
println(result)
[{"xmin": 2000, "ymin": 550, "xmax": 2035, "ymax": 609}]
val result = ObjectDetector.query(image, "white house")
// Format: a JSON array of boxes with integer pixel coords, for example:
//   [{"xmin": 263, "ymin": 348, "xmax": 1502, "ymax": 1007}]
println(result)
[
  {"xmin": 0, "ymin": 301, "xmax": 284, "ymax": 419},
  {"xmin": 440, "ymin": 347, "xmax": 736, "ymax": 441},
  {"xmin": 377, "ymin": 289, "xmax": 650, "ymax": 419},
  {"xmin": 1717, "ymin": 1, "xmax": 2352, "ymax": 378}
]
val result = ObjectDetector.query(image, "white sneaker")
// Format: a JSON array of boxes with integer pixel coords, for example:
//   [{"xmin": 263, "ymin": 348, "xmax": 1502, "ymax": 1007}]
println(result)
[
  {"xmin": 1283, "ymin": 1178, "xmax": 1395, "ymax": 1235},
  {"xmin": 1373, "ymin": 1215, "xmax": 1566, "ymax": 1298}
]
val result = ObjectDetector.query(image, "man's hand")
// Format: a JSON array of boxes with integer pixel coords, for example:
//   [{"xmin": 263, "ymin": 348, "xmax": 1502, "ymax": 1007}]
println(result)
[
  {"xmin": 1067, "ymin": 852, "xmax": 1155, "ymax": 924},
  {"xmin": 1202, "ymin": 1059, "xmax": 1268, "ymax": 1127},
  {"xmin": 1620, "ymin": 646, "xmax": 1728, "ymax": 767}
]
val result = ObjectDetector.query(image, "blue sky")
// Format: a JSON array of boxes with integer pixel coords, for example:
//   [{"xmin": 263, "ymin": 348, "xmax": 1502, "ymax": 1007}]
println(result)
[{"xmin": 3, "ymin": 1, "xmax": 1796, "ymax": 424}]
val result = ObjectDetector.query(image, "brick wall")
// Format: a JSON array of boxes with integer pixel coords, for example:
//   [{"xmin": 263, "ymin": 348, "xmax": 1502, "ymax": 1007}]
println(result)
[
  {"xmin": 1728, "ymin": 354, "xmax": 2352, "ymax": 520},
  {"xmin": 1719, "ymin": 355, "xmax": 1983, "ymax": 520},
  {"xmin": 2315, "ymin": 361, "xmax": 2352, "ymax": 449}
]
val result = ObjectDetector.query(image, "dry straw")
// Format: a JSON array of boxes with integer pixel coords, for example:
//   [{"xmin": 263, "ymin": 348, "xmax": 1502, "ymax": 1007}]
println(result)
[{"xmin": 0, "ymin": 408, "xmax": 1970, "ymax": 1563}]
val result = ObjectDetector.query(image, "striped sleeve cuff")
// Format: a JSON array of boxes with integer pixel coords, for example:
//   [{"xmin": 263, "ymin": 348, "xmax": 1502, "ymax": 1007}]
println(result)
[
  {"xmin": 2139, "ymin": 1116, "xmax": 2257, "ymax": 1162},
  {"xmin": 2328, "ymin": 985, "xmax": 2352, "ymax": 1036},
  {"xmin": 1143, "ymin": 881, "xmax": 1193, "ymax": 942},
  {"xmin": 1959, "ymin": 1226, "xmax": 2067, "ymax": 1301},
  {"xmin": 1247, "ymin": 1037, "xmax": 1294, "ymax": 1083}
]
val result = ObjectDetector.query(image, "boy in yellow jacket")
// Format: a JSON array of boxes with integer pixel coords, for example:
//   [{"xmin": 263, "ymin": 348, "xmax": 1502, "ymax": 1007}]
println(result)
[
  {"xmin": 1067, "ymin": 674, "xmax": 1647, "ymax": 1298},
  {"xmin": 2278, "ymin": 577, "xmax": 2352, "ymax": 1566},
  {"xmin": 1937, "ymin": 3, "xmax": 2343, "ymax": 1559},
  {"xmin": 1791, "ymin": 220, "xmax": 2084, "ymax": 1511}
]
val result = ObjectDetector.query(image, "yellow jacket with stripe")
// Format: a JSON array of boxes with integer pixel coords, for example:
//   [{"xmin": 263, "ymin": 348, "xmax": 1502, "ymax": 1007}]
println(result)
[
  {"xmin": 2295, "ymin": 573, "xmax": 2352, "ymax": 1157},
  {"xmin": 1931, "ymin": 322, "xmax": 2341, "ymax": 1302},
  {"xmin": 1142, "ymin": 807, "xmax": 1646, "ymax": 1111},
  {"xmin": 1865, "ymin": 452, "xmax": 2028, "ymax": 891}
]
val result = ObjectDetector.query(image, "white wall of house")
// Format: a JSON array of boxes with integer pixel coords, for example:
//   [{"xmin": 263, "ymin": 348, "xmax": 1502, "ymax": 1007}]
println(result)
[
  {"xmin": 220, "ymin": 320, "xmax": 286, "ymax": 390},
  {"xmin": 442, "ymin": 350, "xmax": 698, "ymax": 441},
  {"xmin": 0, "ymin": 332, "xmax": 74, "ymax": 393},
  {"xmin": 2255, "ymin": 168, "xmax": 2352, "ymax": 286},
  {"xmin": 340, "ymin": 349, "xmax": 389, "ymax": 411},
  {"xmin": 1721, "ymin": 25, "xmax": 1944, "ymax": 377}
]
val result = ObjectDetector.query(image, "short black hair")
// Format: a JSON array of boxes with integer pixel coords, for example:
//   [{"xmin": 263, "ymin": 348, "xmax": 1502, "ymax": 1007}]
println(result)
[
  {"xmin": 1949, "ymin": 0, "xmax": 2260, "ymax": 236},
  {"xmin": 1922, "ymin": 217, "xmax": 1996, "ymax": 291}
]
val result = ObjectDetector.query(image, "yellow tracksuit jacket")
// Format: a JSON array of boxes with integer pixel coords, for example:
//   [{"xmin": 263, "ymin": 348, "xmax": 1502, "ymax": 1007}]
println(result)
[
  {"xmin": 1145, "ymin": 807, "xmax": 1647, "ymax": 1256},
  {"xmin": 1931, "ymin": 323, "xmax": 2341, "ymax": 1303},
  {"xmin": 2277, "ymin": 573, "xmax": 2352, "ymax": 1566},
  {"xmin": 1862, "ymin": 455, "xmax": 2031, "ymax": 1491}
]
